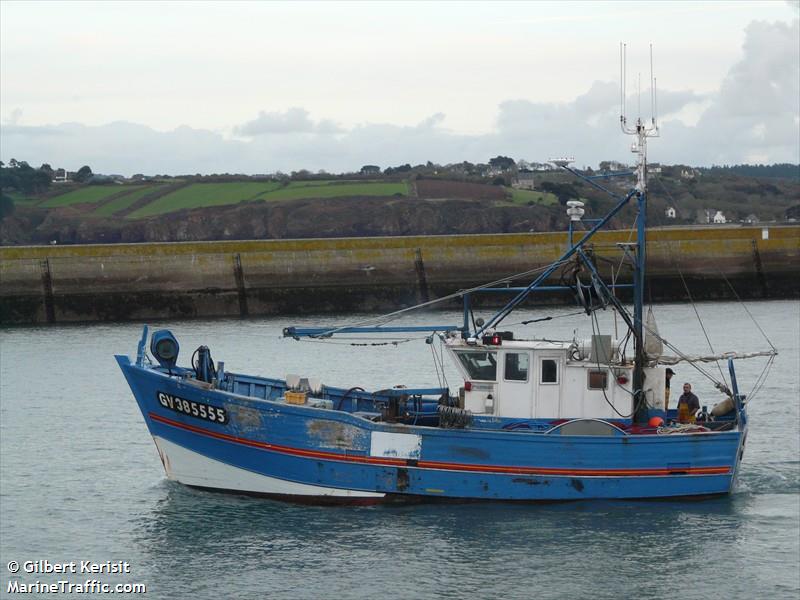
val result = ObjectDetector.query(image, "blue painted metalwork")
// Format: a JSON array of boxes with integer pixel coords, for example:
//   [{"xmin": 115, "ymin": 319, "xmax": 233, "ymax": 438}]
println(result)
[
  {"xmin": 136, "ymin": 325, "xmax": 149, "ymax": 367},
  {"xmin": 474, "ymin": 188, "xmax": 638, "ymax": 338},
  {"xmin": 728, "ymin": 358, "xmax": 747, "ymax": 426},
  {"xmin": 462, "ymin": 292, "xmax": 472, "ymax": 337},
  {"xmin": 573, "ymin": 249, "xmax": 637, "ymax": 331},
  {"xmin": 479, "ymin": 285, "xmax": 634, "ymax": 293},
  {"xmin": 194, "ymin": 346, "xmax": 215, "ymax": 383},
  {"xmin": 284, "ymin": 325, "xmax": 460, "ymax": 338},
  {"xmin": 561, "ymin": 165, "xmax": 626, "ymax": 200},
  {"xmin": 631, "ymin": 189, "xmax": 648, "ymax": 420}
]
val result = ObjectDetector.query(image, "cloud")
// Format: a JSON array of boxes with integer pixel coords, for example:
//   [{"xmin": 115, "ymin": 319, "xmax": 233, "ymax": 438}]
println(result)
[
  {"xmin": 687, "ymin": 18, "xmax": 800, "ymax": 164},
  {"xmin": 2, "ymin": 20, "xmax": 797, "ymax": 174},
  {"xmin": 235, "ymin": 107, "xmax": 343, "ymax": 136},
  {"xmin": 417, "ymin": 112, "xmax": 446, "ymax": 129}
]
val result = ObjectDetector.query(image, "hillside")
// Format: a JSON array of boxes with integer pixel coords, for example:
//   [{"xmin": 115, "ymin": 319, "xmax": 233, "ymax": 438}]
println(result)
[{"xmin": 1, "ymin": 166, "xmax": 798, "ymax": 245}]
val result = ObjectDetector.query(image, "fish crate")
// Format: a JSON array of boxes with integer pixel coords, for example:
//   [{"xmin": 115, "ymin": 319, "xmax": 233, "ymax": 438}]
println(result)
[{"xmin": 285, "ymin": 391, "xmax": 307, "ymax": 405}]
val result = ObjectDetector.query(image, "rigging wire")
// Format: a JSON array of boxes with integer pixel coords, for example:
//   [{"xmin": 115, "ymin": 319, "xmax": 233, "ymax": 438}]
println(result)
[
  {"xmin": 502, "ymin": 310, "xmax": 587, "ymax": 328},
  {"xmin": 671, "ymin": 251, "xmax": 730, "ymax": 389},
  {"xmin": 649, "ymin": 174, "xmax": 679, "ymax": 208},
  {"xmin": 746, "ymin": 353, "xmax": 776, "ymax": 403},
  {"xmin": 438, "ymin": 336, "xmax": 450, "ymax": 390},
  {"xmin": 718, "ymin": 271, "xmax": 777, "ymax": 352},
  {"xmin": 430, "ymin": 340, "xmax": 444, "ymax": 388},
  {"xmin": 310, "ymin": 259, "xmax": 573, "ymax": 338},
  {"xmin": 640, "ymin": 320, "xmax": 726, "ymax": 388},
  {"xmin": 717, "ymin": 270, "xmax": 778, "ymax": 401}
]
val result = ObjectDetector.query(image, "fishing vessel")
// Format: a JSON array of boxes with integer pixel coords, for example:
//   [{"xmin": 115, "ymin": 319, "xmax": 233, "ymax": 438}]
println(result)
[{"xmin": 116, "ymin": 55, "xmax": 777, "ymax": 503}]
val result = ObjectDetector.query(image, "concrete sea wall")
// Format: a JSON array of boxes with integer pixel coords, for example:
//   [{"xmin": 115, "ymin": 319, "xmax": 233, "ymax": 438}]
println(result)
[{"xmin": 1, "ymin": 225, "xmax": 798, "ymax": 325}]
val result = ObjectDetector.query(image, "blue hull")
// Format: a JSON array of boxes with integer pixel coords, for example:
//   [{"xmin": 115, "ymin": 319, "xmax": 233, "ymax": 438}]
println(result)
[{"xmin": 117, "ymin": 355, "xmax": 745, "ymax": 503}]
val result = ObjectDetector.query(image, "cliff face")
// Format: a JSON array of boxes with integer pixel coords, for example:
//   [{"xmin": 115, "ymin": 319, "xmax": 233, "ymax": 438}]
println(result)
[{"xmin": 2, "ymin": 197, "xmax": 576, "ymax": 245}]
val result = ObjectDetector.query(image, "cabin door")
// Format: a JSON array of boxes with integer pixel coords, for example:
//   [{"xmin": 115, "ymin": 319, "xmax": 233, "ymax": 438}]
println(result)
[
  {"xmin": 497, "ymin": 350, "xmax": 533, "ymax": 418},
  {"xmin": 534, "ymin": 354, "xmax": 563, "ymax": 418}
]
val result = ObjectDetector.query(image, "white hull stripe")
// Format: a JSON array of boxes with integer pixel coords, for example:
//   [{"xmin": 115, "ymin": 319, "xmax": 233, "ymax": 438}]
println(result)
[{"xmin": 152, "ymin": 436, "xmax": 385, "ymax": 498}]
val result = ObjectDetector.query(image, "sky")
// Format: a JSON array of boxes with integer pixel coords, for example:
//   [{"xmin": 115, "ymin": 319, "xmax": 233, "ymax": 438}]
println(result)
[{"xmin": 1, "ymin": 1, "xmax": 798, "ymax": 175}]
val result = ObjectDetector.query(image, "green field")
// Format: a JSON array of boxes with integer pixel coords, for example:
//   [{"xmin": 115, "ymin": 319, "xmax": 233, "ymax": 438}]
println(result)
[
  {"xmin": 257, "ymin": 181, "xmax": 407, "ymax": 202},
  {"xmin": 42, "ymin": 185, "xmax": 133, "ymax": 208},
  {"xmin": 127, "ymin": 182, "xmax": 283, "ymax": 218},
  {"xmin": 505, "ymin": 187, "xmax": 559, "ymax": 206},
  {"xmin": 93, "ymin": 184, "xmax": 166, "ymax": 217},
  {"xmin": 125, "ymin": 180, "xmax": 408, "ymax": 218},
  {"xmin": 31, "ymin": 179, "xmax": 410, "ymax": 219}
]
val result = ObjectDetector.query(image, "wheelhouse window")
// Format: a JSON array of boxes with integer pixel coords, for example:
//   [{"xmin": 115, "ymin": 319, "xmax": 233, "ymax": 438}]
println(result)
[
  {"xmin": 504, "ymin": 352, "xmax": 529, "ymax": 382},
  {"xmin": 455, "ymin": 351, "xmax": 497, "ymax": 381},
  {"xmin": 540, "ymin": 359, "xmax": 559, "ymax": 384},
  {"xmin": 588, "ymin": 370, "xmax": 608, "ymax": 390}
]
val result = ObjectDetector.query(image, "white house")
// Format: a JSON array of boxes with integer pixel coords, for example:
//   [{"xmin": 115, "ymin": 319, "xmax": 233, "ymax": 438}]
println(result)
[
  {"xmin": 713, "ymin": 210, "xmax": 726, "ymax": 224},
  {"xmin": 665, "ymin": 206, "xmax": 676, "ymax": 219}
]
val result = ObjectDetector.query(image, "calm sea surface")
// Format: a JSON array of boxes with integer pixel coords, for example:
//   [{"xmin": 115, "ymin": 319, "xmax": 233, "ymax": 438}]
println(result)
[{"xmin": 1, "ymin": 300, "xmax": 798, "ymax": 599}]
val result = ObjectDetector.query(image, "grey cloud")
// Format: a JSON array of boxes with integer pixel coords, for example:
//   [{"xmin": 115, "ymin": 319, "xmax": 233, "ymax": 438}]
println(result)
[
  {"xmin": 1, "ymin": 124, "xmax": 67, "ymax": 136},
  {"xmin": 1, "ymin": 121, "xmax": 248, "ymax": 175},
  {"xmin": 417, "ymin": 113, "xmax": 446, "ymax": 129},
  {"xmin": 235, "ymin": 107, "xmax": 343, "ymax": 136}
]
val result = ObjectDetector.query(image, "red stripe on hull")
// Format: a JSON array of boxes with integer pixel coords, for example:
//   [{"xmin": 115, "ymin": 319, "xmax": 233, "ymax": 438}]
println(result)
[{"xmin": 149, "ymin": 412, "xmax": 732, "ymax": 478}]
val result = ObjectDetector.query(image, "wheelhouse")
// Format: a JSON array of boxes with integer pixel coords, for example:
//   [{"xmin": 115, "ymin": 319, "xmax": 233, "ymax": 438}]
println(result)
[{"xmin": 448, "ymin": 337, "xmax": 637, "ymax": 421}]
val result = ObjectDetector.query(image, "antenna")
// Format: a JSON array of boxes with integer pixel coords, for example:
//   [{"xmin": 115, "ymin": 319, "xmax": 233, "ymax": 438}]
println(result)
[
  {"xmin": 650, "ymin": 44, "xmax": 657, "ymax": 127},
  {"xmin": 619, "ymin": 42, "xmax": 625, "ymax": 127},
  {"xmin": 618, "ymin": 43, "xmax": 660, "ymax": 191},
  {"xmin": 620, "ymin": 42, "xmax": 628, "ymax": 127},
  {"xmin": 637, "ymin": 72, "xmax": 641, "ymax": 121},
  {"xmin": 654, "ymin": 77, "xmax": 658, "ymax": 125}
]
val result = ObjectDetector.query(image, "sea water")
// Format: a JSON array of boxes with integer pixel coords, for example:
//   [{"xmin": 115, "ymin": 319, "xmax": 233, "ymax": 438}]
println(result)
[{"xmin": 1, "ymin": 300, "xmax": 798, "ymax": 599}]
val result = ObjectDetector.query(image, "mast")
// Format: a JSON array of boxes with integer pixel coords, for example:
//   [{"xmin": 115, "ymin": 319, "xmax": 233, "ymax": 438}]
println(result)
[{"xmin": 621, "ymin": 43, "xmax": 659, "ymax": 420}]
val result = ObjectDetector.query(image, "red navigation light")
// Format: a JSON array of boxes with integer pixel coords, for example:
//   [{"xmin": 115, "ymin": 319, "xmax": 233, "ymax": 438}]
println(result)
[
  {"xmin": 617, "ymin": 375, "xmax": 629, "ymax": 385},
  {"xmin": 464, "ymin": 381, "xmax": 473, "ymax": 391},
  {"xmin": 482, "ymin": 334, "xmax": 503, "ymax": 346}
]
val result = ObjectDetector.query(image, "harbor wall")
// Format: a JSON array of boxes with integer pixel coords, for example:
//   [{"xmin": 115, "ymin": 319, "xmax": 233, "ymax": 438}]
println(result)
[{"xmin": 1, "ymin": 225, "xmax": 798, "ymax": 325}]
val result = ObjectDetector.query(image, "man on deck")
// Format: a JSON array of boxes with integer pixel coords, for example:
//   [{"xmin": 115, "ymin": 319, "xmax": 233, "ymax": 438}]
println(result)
[
  {"xmin": 665, "ymin": 368, "xmax": 675, "ymax": 411},
  {"xmin": 677, "ymin": 382, "xmax": 700, "ymax": 423}
]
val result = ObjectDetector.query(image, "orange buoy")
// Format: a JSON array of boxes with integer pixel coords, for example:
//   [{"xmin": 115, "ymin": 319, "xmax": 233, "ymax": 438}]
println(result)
[{"xmin": 648, "ymin": 416, "xmax": 664, "ymax": 428}]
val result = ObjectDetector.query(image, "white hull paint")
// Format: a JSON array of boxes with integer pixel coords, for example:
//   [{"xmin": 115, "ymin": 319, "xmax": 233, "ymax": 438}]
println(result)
[{"xmin": 152, "ymin": 436, "xmax": 385, "ymax": 499}]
